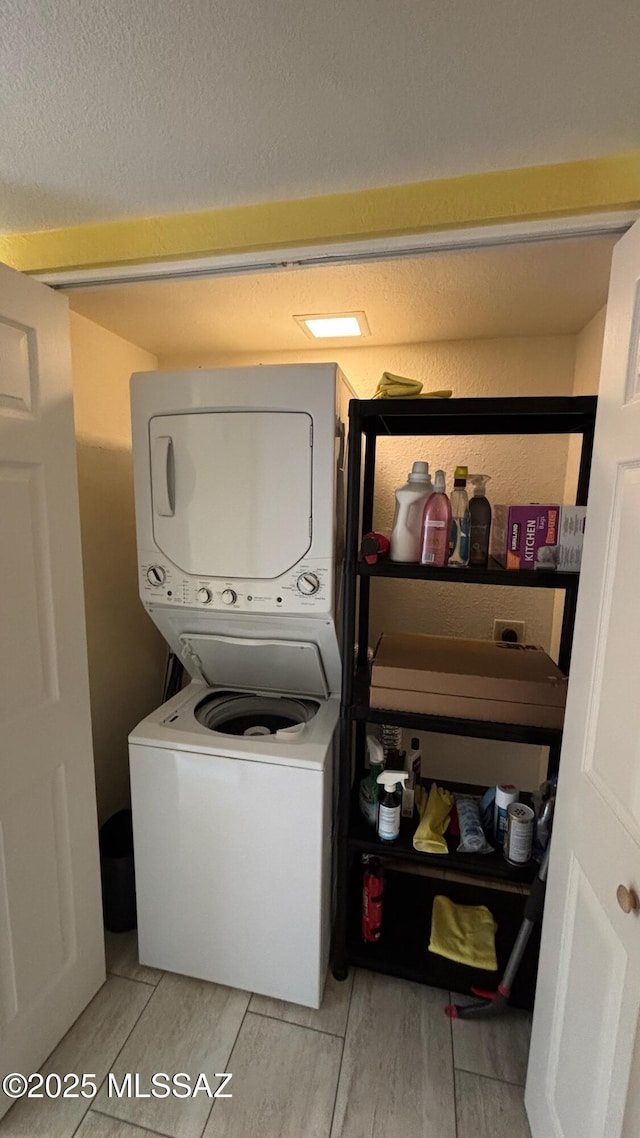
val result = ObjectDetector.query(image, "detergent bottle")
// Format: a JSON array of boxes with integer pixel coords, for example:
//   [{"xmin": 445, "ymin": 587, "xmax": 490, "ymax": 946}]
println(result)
[{"xmin": 390, "ymin": 462, "xmax": 433, "ymax": 562}]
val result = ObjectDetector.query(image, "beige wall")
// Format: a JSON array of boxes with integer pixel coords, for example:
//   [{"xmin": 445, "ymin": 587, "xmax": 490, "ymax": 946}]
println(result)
[
  {"xmin": 562, "ymin": 306, "xmax": 606, "ymax": 501},
  {"xmin": 162, "ymin": 335, "xmax": 577, "ymax": 789},
  {"xmin": 71, "ymin": 312, "xmax": 167, "ymax": 824}
]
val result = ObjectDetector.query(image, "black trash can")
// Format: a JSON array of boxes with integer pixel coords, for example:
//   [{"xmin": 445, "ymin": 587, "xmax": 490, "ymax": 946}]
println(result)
[{"xmin": 99, "ymin": 809, "xmax": 137, "ymax": 933}]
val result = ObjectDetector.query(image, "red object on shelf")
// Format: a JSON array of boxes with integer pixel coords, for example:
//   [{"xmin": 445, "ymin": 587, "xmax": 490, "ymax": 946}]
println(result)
[
  {"xmin": 362, "ymin": 857, "xmax": 384, "ymax": 942},
  {"xmin": 361, "ymin": 532, "xmax": 390, "ymax": 564}
]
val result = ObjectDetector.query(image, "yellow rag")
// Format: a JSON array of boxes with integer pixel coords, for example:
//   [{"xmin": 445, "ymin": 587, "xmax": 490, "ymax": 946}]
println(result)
[
  {"xmin": 413, "ymin": 782, "xmax": 454, "ymax": 854},
  {"xmin": 372, "ymin": 372, "xmax": 453, "ymax": 400},
  {"xmin": 428, "ymin": 895, "xmax": 498, "ymax": 971}
]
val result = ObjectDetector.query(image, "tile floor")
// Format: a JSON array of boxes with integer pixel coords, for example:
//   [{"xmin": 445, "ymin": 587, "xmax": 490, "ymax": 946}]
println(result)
[{"xmin": 0, "ymin": 931, "xmax": 532, "ymax": 1138}]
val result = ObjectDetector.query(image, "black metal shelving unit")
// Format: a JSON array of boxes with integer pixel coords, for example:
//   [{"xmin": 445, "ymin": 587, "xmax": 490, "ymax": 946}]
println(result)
[{"xmin": 332, "ymin": 395, "xmax": 597, "ymax": 1009}]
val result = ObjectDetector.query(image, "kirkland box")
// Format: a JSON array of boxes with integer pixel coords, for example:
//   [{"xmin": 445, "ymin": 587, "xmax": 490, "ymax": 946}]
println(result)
[
  {"xmin": 490, "ymin": 505, "xmax": 559, "ymax": 570},
  {"xmin": 370, "ymin": 634, "xmax": 567, "ymax": 727},
  {"xmin": 491, "ymin": 504, "xmax": 586, "ymax": 571}
]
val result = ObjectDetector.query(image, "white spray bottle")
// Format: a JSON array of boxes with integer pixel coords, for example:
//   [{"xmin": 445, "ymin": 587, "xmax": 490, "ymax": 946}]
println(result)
[{"xmin": 376, "ymin": 771, "xmax": 409, "ymax": 842}]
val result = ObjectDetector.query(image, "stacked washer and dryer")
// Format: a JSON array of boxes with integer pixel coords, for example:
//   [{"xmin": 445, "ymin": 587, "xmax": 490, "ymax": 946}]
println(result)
[{"xmin": 128, "ymin": 364, "xmax": 354, "ymax": 1008}]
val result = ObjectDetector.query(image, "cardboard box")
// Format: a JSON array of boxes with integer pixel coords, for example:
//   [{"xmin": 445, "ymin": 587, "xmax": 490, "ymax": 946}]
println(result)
[
  {"xmin": 370, "ymin": 633, "xmax": 567, "ymax": 728},
  {"xmin": 556, "ymin": 506, "xmax": 587, "ymax": 571},
  {"xmin": 490, "ymin": 505, "xmax": 560, "ymax": 570}
]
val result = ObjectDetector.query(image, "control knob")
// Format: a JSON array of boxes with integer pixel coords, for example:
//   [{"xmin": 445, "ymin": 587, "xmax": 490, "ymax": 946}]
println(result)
[
  {"xmin": 221, "ymin": 588, "xmax": 238, "ymax": 605},
  {"xmin": 197, "ymin": 587, "xmax": 213, "ymax": 604},
  {"xmin": 296, "ymin": 572, "xmax": 320, "ymax": 595},
  {"xmin": 146, "ymin": 565, "xmax": 166, "ymax": 586}
]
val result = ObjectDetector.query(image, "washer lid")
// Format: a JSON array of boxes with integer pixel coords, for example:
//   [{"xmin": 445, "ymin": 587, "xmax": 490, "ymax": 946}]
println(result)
[{"xmin": 178, "ymin": 632, "xmax": 329, "ymax": 699}]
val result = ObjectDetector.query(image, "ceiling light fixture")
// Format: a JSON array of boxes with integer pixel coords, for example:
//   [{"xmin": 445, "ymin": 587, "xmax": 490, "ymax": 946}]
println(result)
[{"xmin": 294, "ymin": 311, "xmax": 371, "ymax": 340}]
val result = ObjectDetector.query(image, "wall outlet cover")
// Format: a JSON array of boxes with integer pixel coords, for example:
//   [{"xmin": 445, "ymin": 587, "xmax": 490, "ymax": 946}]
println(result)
[{"xmin": 493, "ymin": 619, "xmax": 526, "ymax": 644}]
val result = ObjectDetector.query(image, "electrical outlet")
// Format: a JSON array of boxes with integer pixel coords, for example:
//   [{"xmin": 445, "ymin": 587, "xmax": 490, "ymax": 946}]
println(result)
[{"xmin": 493, "ymin": 619, "xmax": 526, "ymax": 644}]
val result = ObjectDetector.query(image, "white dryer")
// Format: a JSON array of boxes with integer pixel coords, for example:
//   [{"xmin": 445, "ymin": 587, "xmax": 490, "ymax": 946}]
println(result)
[{"xmin": 128, "ymin": 364, "xmax": 353, "ymax": 1007}]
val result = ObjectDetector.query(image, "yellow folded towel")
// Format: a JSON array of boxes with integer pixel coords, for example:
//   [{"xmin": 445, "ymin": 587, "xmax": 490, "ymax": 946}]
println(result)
[
  {"xmin": 372, "ymin": 372, "xmax": 453, "ymax": 400},
  {"xmin": 413, "ymin": 782, "xmax": 454, "ymax": 854},
  {"xmin": 429, "ymin": 895, "xmax": 498, "ymax": 971}
]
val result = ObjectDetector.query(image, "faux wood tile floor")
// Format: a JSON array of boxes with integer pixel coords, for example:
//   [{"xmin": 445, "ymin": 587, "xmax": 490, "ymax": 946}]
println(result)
[{"xmin": 0, "ymin": 931, "xmax": 532, "ymax": 1138}]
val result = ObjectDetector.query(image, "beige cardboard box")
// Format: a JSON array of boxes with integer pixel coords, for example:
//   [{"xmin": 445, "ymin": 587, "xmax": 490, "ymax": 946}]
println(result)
[{"xmin": 370, "ymin": 633, "xmax": 567, "ymax": 728}]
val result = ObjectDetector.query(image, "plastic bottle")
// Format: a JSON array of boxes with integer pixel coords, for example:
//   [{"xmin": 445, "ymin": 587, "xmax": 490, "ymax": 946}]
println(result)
[
  {"xmin": 376, "ymin": 771, "xmax": 409, "ymax": 842},
  {"xmin": 401, "ymin": 737, "xmax": 422, "ymax": 818},
  {"xmin": 468, "ymin": 474, "xmax": 492, "ymax": 566},
  {"xmin": 390, "ymin": 462, "xmax": 434, "ymax": 563},
  {"xmin": 420, "ymin": 470, "xmax": 452, "ymax": 566},
  {"xmin": 359, "ymin": 735, "xmax": 385, "ymax": 827},
  {"xmin": 449, "ymin": 465, "xmax": 470, "ymax": 567}
]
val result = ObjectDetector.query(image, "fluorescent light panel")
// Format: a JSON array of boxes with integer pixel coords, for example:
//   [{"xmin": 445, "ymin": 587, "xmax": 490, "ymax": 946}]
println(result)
[{"xmin": 294, "ymin": 311, "xmax": 370, "ymax": 340}]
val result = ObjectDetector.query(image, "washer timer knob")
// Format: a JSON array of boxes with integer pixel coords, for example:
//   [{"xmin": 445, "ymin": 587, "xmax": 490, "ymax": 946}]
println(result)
[
  {"xmin": 221, "ymin": 588, "xmax": 238, "ymax": 606},
  {"xmin": 296, "ymin": 572, "xmax": 320, "ymax": 595},
  {"xmin": 146, "ymin": 565, "xmax": 166, "ymax": 586},
  {"xmin": 197, "ymin": 587, "xmax": 213, "ymax": 604}
]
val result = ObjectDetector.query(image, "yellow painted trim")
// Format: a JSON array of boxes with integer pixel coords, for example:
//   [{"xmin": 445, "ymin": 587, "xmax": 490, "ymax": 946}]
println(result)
[{"xmin": 2, "ymin": 151, "xmax": 639, "ymax": 275}]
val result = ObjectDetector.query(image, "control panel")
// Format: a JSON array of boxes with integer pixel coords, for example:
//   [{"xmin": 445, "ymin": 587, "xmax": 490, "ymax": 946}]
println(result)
[{"xmin": 138, "ymin": 553, "xmax": 333, "ymax": 615}]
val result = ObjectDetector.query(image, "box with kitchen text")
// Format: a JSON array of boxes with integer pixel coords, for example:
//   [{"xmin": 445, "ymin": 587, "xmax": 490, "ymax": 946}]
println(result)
[
  {"xmin": 370, "ymin": 633, "xmax": 567, "ymax": 728},
  {"xmin": 490, "ymin": 505, "xmax": 560, "ymax": 570}
]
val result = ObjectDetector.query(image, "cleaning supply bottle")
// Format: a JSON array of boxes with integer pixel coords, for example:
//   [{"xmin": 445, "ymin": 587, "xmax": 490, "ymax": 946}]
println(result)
[
  {"xmin": 468, "ymin": 474, "xmax": 492, "ymax": 566},
  {"xmin": 420, "ymin": 470, "xmax": 452, "ymax": 566},
  {"xmin": 449, "ymin": 465, "xmax": 470, "ymax": 567},
  {"xmin": 376, "ymin": 771, "xmax": 409, "ymax": 842},
  {"xmin": 401, "ymin": 737, "xmax": 422, "ymax": 818},
  {"xmin": 359, "ymin": 735, "xmax": 385, "ymax": 827},
  {"xmin": 390, "ymin": 462, "xmax": 433, "ymax": 562}
]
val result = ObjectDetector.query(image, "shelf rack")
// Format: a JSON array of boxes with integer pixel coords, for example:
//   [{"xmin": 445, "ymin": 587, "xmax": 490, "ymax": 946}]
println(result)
[{"xmin": 332, "ymin": 395, "xmax": 598, "ymax": 1005}]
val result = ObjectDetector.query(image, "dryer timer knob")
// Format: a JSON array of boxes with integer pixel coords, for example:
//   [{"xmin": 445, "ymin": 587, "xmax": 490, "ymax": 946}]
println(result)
[
  {"xmin": 146, "ymin": 565, "xmax": 166, "ymax": 586},
  {"xmin": 221, "ymin": 588, "xmax": 237, "ymax": 605},
  {"xmin": 296, "ymin": 572, "xmax": 320, "ymax": 595}
]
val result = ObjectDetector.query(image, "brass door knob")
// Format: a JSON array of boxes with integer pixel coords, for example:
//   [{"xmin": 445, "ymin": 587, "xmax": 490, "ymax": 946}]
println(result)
[{"xmin": 616, "ymin": 884, "xmax": 640, "ymax": 914}]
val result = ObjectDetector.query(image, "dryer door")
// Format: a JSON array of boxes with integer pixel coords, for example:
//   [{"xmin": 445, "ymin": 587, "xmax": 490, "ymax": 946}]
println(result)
[{"xmin": 149, "ymin": 410, "xmax": 312, "ymax": 579}]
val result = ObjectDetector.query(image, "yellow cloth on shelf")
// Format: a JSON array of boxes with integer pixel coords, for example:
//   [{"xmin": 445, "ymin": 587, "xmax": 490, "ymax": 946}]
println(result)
[
  {"xmin": 372, "ymin": 372, "xmax": 453, "ymax": 400},
  {"xmin": 413, "ymin": 782, "xmax": 454, "ymax": 854},
  {"xmin": 428, "ymin": 895, "xmax": 498, "ymax": 971}
]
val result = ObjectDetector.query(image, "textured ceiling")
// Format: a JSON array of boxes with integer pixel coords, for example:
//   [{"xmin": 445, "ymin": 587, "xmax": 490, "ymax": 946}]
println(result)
[
  {"xmin": 67, "ymin": 236, "xmax": 615, "ymax": 355},
  {"xmin": 1, "ymin": 0, "xmax": 639, "ymax": 234}
]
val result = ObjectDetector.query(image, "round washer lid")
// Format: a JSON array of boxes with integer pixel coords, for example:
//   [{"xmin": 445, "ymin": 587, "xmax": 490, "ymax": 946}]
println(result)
[{"xmin": 194, "ymin": 691, "xmax": 319, "ymax": 736}]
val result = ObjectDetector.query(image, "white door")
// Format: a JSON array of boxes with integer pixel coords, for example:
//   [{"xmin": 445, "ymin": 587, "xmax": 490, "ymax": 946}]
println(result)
[
  {"xmin": 526, "ymin": 220, "xmax": 640, "ymax": 1135},
  {"xmin": 149, "ymin": 410, "xmax": 313, "ymax": 579},
  {"xmin": 0, "ymin": 263, "xmax": 104, "ymax": 1115}
]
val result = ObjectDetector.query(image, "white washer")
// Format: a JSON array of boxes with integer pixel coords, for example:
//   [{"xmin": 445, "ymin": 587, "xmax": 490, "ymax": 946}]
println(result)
[
  {"xmin": 129, "ymin": 680, "xmax": 337, "ymax": 1008},
  {"xmin": 128, "ymin": 365, "xmax": 353, "ymax": 1007}
]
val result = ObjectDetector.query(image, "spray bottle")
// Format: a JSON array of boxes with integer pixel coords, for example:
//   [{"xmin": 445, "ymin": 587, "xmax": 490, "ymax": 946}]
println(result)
[
  {"xmin": 376, "ymin": 771, "xmax": 409, "ymax": 842},
  {"xmin": 359, "ymin": 735, "xmax": 385, "ymax": 827},
  {"xmin": 468, "ymin": 475, "xmax": 492, "ymax": 566},
  {"xmin": 420, "ymin": 470, "xmax": 452, "ymax": 566}
]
